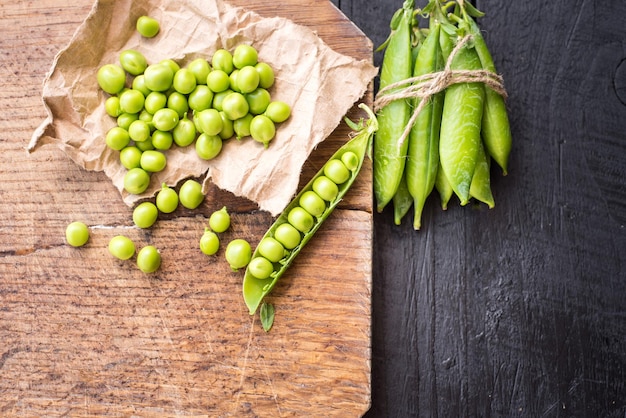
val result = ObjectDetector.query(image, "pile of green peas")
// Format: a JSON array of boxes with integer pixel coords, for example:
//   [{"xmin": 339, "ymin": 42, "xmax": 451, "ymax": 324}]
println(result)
[
  {"xmin": 98, "ymin": 42, "xmax": 291, "ymax": 197},
  {"xmin": 246, "ymin": 150, "xmax": 358, "ymax": 280}
]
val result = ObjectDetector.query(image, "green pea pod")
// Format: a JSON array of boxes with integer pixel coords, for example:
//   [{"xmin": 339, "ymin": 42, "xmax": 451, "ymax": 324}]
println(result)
[
  {"xmin": 439, "ymin": 40, "xmax": 485, "ymax": 205},
  {"xmin": 393, "ymin": 172, "xmax": 413, "ymax": 225},
  {"xmin": 242, "ymin": 104, "xmax": 378, "ymax": 315},
  {"xmin": 374, "ymin": 0, "xmax": 414, "ymax": 212},
  {"xmin": 406, "ymin": 22, "xmax": 444, "ymax": 230},
  {"xmin": 435, "ymin": 160, "xmax": 454, "ymax": 210},
  {"xmin": 466, "ymin": 14, "xmax": 512, "ymax": 175},
  {"xmin": 469, "ymin": 141, "xmax": 495, "ymax": 208}
]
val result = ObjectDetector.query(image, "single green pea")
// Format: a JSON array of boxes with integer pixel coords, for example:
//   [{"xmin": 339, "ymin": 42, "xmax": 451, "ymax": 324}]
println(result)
[
  {"xmin": 179, "ymin": 179, "xmax": 204, "ymax": 209},
  {"xmin": 140, "ymin": 150, "xmax": 167, "ymax": 173},
  {"xmin": 248, "ymin": 256, "xmax": 274, "ymax": 280},
  {"xmin": 167, "ymin": 91, "xmax": 189, "ymax": 118},
  {"xmin": 257, "ymin": 237, "xmax": 285, "ymax": 263},
  {"xmin": 105, "ymin": 96, "xmax": 122, "ymax": 117},
  {"xmin": 139, "ymin": 109, "xmax": 153, "ymax": 125},
  {"xmin": 312, "ymin": 175, "xmax": 338, "ymax": 202},
  {"xmin": 172, "ymin": 117, "xmax": 197, "ymax": 147},
  {"xmin": 132, "ymin": 75, "xmax": 151, "ymax": 97},
  {"xmin": 225, "ymin": 238, "xmax": 251, "ymax": 271},
  {"xmin": 120, "ymin": 146, "xmax": 143, "ymax": 169},
  {"xmin": 133, "ymin": 201, "xmax": 158, "ymax": 228},
  {"xmin": 212, "ymin": 89, "xmax": 233, "ymax": 112},
  {"xmin": 249, "ymin": 115, "xmax": 275, "ymax": 147},
  {"xmin": 136, "ymin": 16, "xmax": 160, "ymax": 38},
  {"xmin": 219, "ymin": 111, "xmax": 235, "ymax": 140},
  {"xmin": 287, "ymin": 206, "xmax": 314, "ymax": 233},
  {"xmin": 221, "ymin": 92, "xmax": 249, "ymax": 121},
  {"xmin": 119, "ymin": 89, "xmax": 145, "ymax": 114},
  {"xmin": 255, "ymin": 62, "xmax": 275, "ymax": 89},
  {"xmin": 151, "ymin": 130, "xmax": 174, "ymax": 150},
  {"xmin": 212, "ymin": 49, "xmax": 234, "ymax": 74},
  {"xmin": 299, "ymin": 190, "xmax": 326, "ymax": 217},
  {"xmin": 108, "ymin": 235, "xmax": 136, "ymax": 260},
  {"xmin": 228, "ymin": 69, "xmax": 240, "ymax": 93},
  {"xmin": 186, "ymin": 58, "xmax": 211, "ymax": 85},
  {"xmin": 124, "ymin": 167, "xmax": 151, "ymax": 195},
  {"xmin": 136, "ymin": 245, "xmax": 161, "ymax": 273},
  {"xmin": 144, "ymin": 91, "xmax": 167, "ymax": 114},
  {"xmin": 245, "ymin": 88, "xmax": 271, "ymax": 115},
  {"xmin": 144, "ymin": 63, "xmax": 174, "ymax": 92},
  {"xmin": 160, "ymin": 59, "xmax": 181, "ymax": 74},
  {"xmin": 97, "ymin": 64, "xmax": 126, "ymax": 95},
  {"xmin": 233, "ymin": 113, "xmax": 254, "ymax": 139},
  {"xmin": 188, "ymin": 85, "xmax": 213, "ymax": 112},
  {"xmin": 341, "ymin": 151, "xmax": 359, "ymax": 171},
  {"xmin": 105, "ymin": 126, "xmax": 131, "ymax": 151},
  {"xmin": 65, "ymin": 221, "xmax": 89, "ymax": 247},
  {"xmin": 236, "ymin": 66, "xmax": 260, "ymax": 94},
  {"xmin": 152, "ymin": 108, "xmax": 179, "ymax": 131},
  {"xmin": 128, "ymin": 119, "xmax": 151, "ymax": 143},
  {"xmin": 208, "ymin": 206, "xmax": 230, "ymax": 233},
  {"xmin": 119, "ymin": 49, "xmax": 148, "ymax": 76},
  {"xmin": 195, "ymin": 133, "xmax": 223, "ymax": 160},
  {"xmin": 273, "ymin": 223, "xmax": 301, "ymax": 250},
  {"xmin": 136, "ymin": 137, "xmax": 155, "ymax": 152},
  {"xmin": 156, "ymin": 183, "xmax": 178, "ymax": 213},
  {"xmin": 173, "ymin": 68, "xmax": 197, "ymax": 95},
  {"xmin": 323, "ymin": 159, "xmax": 350, "ymax": 184},
  {"xmin": 233, "ymin": 44, "xmax": 258, "ymax": 69},
  {"xmin": 264, "ymin": 101, "xmax": 291, "ymax": 123},
  {"xmin": 206, "ymin": 69, "xmax": 231, "ymax": 93},
  {"xmin": 196, "ymin": 108, "xmax": 223, "ymax": 136},
  {"xmin": 117, "ymin": 112, "xmax": 139, "ymax": 130},
  {"xmin": 199, "ymin": 229, "xmax": 220, "ymax": 255}
]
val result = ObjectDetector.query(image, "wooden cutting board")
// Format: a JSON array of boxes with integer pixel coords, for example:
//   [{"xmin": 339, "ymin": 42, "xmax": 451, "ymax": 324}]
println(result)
[{"xmin": 0, "ymin": 0, "xmax": 373, "ymax": 416}]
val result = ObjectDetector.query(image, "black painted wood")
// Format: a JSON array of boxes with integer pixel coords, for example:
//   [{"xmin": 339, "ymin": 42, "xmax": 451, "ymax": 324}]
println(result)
[{"xmin": 331, "ymin": 0, "xmax": 626, "ymax": 416}]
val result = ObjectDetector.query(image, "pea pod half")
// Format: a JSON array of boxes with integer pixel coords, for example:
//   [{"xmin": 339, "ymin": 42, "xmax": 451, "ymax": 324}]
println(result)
[{"xmin": 242, "ymin": 104, "xmax": 378, "ymax": 315}]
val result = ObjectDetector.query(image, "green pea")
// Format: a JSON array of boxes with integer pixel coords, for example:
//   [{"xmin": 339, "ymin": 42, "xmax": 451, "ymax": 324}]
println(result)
[
  {"xmin": 255, "ymin": 62, "xmax": 275, "ymax": 89},
  {"xmin": 133, "ymin": 201, "xmax": 158, "ymax": 228},
  {"xmin": 179, "ymin": 179, "xmax": 204, "ymax": 209},
  {"xmin": 248, "ymin": 257, "xmax": 274, "ymax": 280},
  {"xmin": 97, "ymin": 64, "xmax": 126, "ymax": 95},
  {"xmin": 136, "ymin": 137, "xmax": 155, "ymax": 152},
  {"xmin": 233, "ymin": 113, "xmax": 253, "ymax": 139},
  {"xmin": 117, "ymin": 112, "xmax": 138, "ymax": 130},
  {"xmin": 128, "ymin": 119, "xmax": 151, "ymax": 143},
  {"xmin": 156, "ymin": 183, "xmax": 178, "ymax": 213},
  {"xmin": 140, "ymin": 150, "xmax": 167, "ymax": 173},
  {"xmin": 264, "ymin": 101, "xmax": 291, "ymax": 123},
  {"xmin": 188, "ymin": 85, "xmax": 213, "ymax": 112},
  {"xmin": 160, "ymin": 59, "xmax": 180, "ymax": 74},
  {"xmin": 120, "ymin": 146, "xmax": 142, "ymax": 169},
  {"xmin": 236, "ymin": 66, "xmax": 260, "ymax": 94},
  {"xmin": 208, "ymin": 206, "xmax": 230, "ymax": 233},
  {"xmin": 167, "ymin": 91, "xmax": 190, "ymax": 117},
  {"xmin": 200, "ymin": 229, "xmax": 220, "ymax": 256},
  {"xmin": 151, "ymin": 130, "xmax": 174, "ymax": 150},
  {"xmin": 65, "ymin": 221, "xmax": 89, "ymax": 247},
  {"xmin": 186, "ymin": 58, "xmax": 211, "ymax": 85},
  {"xmin": 249, "ymin": 115, "xmax": 275, "ymax": 147},
  {"xmin": 173, "ymin": 68, "xmax": 197, "ymax": 95},
  {"xmin": 323, "ymin": 159, "xmax": 350, "ymax": 184},
  {"xmin": 119, "ymin": 49, "xmax": 148, "ymax": 76},
  {"xmin": 229, "ymin": 69, "xmax": 240, "ymax": 92},
  {"xmin": 287, "ymin": 207, "xmax": 314, "ymax": 233},
  {"xmin": 212, "ymin": 49, "xmax": 234, "ymax": 74},
  {"xmin": 219, "ymin": 111, "xmax": 235, "ymax": 140},
  {"xmin": 233, "ymin": 44, "xmax": 258, "ymax": 69},
  {"xmin": 257, "ymin": 237, "xmax": 285, "ymax": 263},
  {"xmin": 152, "ymin": 108, "xmax": 179, "ymax": 131},
  {"xmin": 206, "ymin": 69, "xmax": 231, "ymax": 93},
  {"xmin": 108, "ymin": 235, "xmax": 135, "ymax": 260},
  {"xmin": 136, "ymin": 16, "xmax": 160, "ymax": 38},
  {"xmin": 136, "ymin": 245, "xmax": 161, "ymax": 273},
  {"xmin": 341, "ymin": 151, "xmax": 359, "ymax": 171},
  {"xmin": 144, "ymin": 63, "xmax": 174, "ymax": 92},
  {"xmin": 212, "ymin": 89, "xmax": 233, "ymax": 112},
  {"xmin": 196, "ymin": 108, "xmax": 223, "ymax": 136},
  {"xmin": 105, "ymin": 96, "xmax": 122, "ymax": 117},
  {"xmin": 245, "ymin": 88, "xmax": 271, "ymax": 115},
  {"xmin": 172, "ymin": 117, "xmax": 197, "ymax": 147},
  {"xmin": 225, "ymin": 239, "xmax": 251, "ymax": 271},
  {"xmin": 124, "ymin": 167, "xmax": 151, "ymax": 195},
  {"xmin": 273, "ymin": 223, "xmax": 302, "ymax": 250},
  {"xmin": 299, "ymin": 190, "xmax": 326, "ymax": 217},
  {"xmin": 144, "ymin": 91, "xmax": 167, "ymax": 114},
  {"xmin": 105, "ymin": 126, "xmax": 130, "ymax": 151},
  {"xmin": 221, "ymin": 92, "xmax": 249, "ymax": 121},
  {"xmin": 196, "ymin": 134, "xmax": 223, "ymax": 160},
  {"xmin": 119, "ymin": 89, "xmax": 145, "ymax": 114},
  {"xmin": 312, "ymin": 176, "xmax": 338, "ymax": 201}
]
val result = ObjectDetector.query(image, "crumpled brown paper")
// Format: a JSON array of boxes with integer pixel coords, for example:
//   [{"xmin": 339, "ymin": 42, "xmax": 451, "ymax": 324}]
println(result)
[{"xmin": 29, "ymin": 0, "xmax": 377, "ymax": 216}]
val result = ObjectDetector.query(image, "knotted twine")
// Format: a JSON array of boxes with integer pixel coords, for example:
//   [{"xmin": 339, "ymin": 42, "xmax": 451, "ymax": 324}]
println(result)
[{"xmin": 372, "ymin": 34, "xmax": 508, "ymax": 150}]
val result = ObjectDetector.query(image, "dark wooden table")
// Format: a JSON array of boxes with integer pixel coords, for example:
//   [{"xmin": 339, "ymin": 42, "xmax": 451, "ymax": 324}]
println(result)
[{"xmin": 331, "ymin": 0, "xmax": 626, "ymax": 416}]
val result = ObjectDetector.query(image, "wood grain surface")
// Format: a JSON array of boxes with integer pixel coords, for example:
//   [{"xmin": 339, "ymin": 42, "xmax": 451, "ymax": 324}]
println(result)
[
  {"xmin": 0, "ymin": 0, "xmax": 374, "ymax": 416},
  {"xmin": 331, "ymin": 0, "xmax": 626, "ymax": 417}
]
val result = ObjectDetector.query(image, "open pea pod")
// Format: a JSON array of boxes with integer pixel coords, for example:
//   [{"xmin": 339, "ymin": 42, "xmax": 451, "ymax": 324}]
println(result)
[{"xmin": 243, "ymin": 103, "xmax": 378, "ymax": 315}]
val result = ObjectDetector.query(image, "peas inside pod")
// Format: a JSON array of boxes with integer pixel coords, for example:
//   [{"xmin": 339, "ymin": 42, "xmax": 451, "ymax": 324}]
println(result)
[{"xmin": 242, "ymin": 104, "xmax": 378, "ymax": 316}]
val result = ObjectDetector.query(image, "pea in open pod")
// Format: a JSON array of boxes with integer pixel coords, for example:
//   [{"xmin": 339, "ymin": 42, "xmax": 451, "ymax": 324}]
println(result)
[{"xmin": 242, "ymin": 103, "xmax": 378, "ymax": 315}]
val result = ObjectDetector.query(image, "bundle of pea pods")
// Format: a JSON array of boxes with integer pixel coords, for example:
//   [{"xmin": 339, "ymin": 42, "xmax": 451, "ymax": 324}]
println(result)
[{"xmin": 373, "ymin": 0, "xmax": 512, "ymax": 229}]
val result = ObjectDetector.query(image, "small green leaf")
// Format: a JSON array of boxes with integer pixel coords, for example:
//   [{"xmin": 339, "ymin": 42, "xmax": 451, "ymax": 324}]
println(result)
[{"xmin": 260, "ymin": 302, "xmax": 275, "ymax": 332}]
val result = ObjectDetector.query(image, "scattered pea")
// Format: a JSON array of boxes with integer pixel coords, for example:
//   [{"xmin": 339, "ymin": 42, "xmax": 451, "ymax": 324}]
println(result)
[
  {"xmin": 156, "ymin": 183, "xmax": 178, "ymax": 213},
  {"xmin": 108, "ymin": 235, "xmax": 136, "ymax": 260},
  {"xmin": 179, "ymin": 179, "xmax": 204, "ymax": 209},
  {"xmin": 133, "ymin": 201, "xmax": 158, "ymax": 229},
  {"xmin": 136, "ymin": 16, "xmax": 160, "ymax": 38},
  {"xmin": 65, "ymin": 221, "xmax": 89, "ymax": 247},
  {"xmin": 199, "ymin": 229, "xmax": 220, "ymax": 256},
  {"xmin": 208, "ymin": 206, "xmax": 230, "ymax": 233},
  {"xmin": 225, "ymin": 239, "xmax": 251, "ymax": 271},
  {"xmin": 136, "ymin": 245, "xmax": 161, "ymax": 273}
]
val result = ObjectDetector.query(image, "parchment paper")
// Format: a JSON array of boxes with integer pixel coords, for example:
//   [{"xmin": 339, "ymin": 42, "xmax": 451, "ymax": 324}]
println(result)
[{"xmin": 29, "ymin": 0, "xmax": 377, "ymax": 216}]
